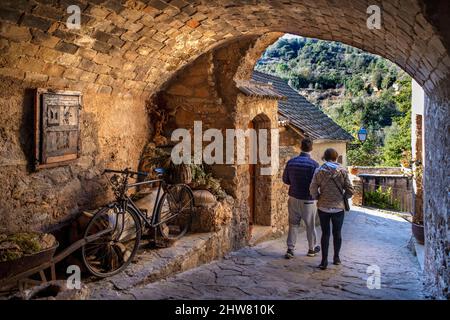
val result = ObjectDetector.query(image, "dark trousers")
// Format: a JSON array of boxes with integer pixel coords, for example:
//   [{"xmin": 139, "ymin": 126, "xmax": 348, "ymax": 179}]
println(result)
[{"xmin": 318, "ymin": 210, "xmax": 345, "ymax": 263}]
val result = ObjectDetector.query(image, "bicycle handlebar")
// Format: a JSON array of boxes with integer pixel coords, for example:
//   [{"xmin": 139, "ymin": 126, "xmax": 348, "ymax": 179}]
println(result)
[{"xmin": 103, "ymin": 168, "xmax": 149, "ymax": 177}]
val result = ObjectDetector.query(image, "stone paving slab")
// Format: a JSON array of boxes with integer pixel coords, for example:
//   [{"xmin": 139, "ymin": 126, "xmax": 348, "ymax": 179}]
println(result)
[
  {"xmin": 88, "ymin": 228, "xmax": 229, "ymax": 299},
  {"xmin": 88, "ymin": 207, "xmax": 426, "ymax": 300}
]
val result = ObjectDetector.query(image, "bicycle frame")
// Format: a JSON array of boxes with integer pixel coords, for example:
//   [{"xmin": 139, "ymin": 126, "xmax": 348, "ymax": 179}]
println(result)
[
  {"xmin": 103, "ymin": 168, "xmax": 191, "ymax": 234},
  {"xmin": 119, "ymin": 177, "xmax": 167, "ymax": 229}
]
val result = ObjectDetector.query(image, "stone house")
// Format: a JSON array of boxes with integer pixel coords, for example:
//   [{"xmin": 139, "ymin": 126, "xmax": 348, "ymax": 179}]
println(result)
[
  {"xmin": 231, "ymin": 71, "xmax": 353, "ymax": 242},
  {"xmin": 251, "ymin": 71, "xmax": 354, "ymax": 166},
  {"xmin": 151, "ymin": 42, "xmax": 353, "ymax": 245}
]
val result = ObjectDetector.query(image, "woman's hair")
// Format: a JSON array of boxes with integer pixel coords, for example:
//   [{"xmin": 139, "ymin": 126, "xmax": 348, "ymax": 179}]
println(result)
[{"xmin": 322, "ymin": 148, "xmax": 339, "ymax": 162}]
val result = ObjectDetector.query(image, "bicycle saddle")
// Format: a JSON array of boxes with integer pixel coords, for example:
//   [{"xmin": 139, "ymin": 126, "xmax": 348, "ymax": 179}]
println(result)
[{"xmin": 154, "ymin": 168, "xmax": 166, "ymax": 175}]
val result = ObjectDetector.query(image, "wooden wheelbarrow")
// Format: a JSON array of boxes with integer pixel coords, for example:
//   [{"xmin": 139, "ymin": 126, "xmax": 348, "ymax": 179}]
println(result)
[{"xmin": 0, "ymin": 230, "xmax": 111, "ymax": 293}]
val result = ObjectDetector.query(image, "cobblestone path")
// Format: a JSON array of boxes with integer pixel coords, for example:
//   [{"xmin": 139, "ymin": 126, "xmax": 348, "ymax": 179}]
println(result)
[{"xmin": 91, "ymin": 207, "xmax": 425, "ymax": 300}]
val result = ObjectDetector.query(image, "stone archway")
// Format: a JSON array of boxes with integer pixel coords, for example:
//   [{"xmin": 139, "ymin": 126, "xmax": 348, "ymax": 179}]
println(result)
[{"xmin": 0, "ymin": 0, "xmax": 449, "ymax": 298}]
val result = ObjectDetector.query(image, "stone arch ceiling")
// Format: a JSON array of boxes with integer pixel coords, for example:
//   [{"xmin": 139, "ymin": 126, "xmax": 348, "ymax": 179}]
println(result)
[{"xmin": 0, "ymin": 0, "xmax": 449, "ymax": 98}]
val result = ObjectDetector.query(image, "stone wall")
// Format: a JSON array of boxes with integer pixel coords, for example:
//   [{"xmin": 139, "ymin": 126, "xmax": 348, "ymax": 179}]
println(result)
[
  {"xmin": 423, "ymin": 80, "xmax": 450, "ymax": 299},
  {"xmin": 1, "ymin": 0, "xmax": 448, "ymax": 95},
  {"xmin": 0, "ymin": 75, "xmax": 150, "ymax": 233},
  {"xmin": 348, "ymin": 166, "xmax": 405, "ymax": 175},
  {"xmin": 276, "ymin": 127, "xmax": 299, "ymax": 234},
  {"xmin": 235, "ymin": 96, "xmax": 278, "ymax": 232},
  {"xmin": 311, "ymin": 141, "xmax": 348, "ymax": 166},
  {"xmin": 153, "ymin": 36, "xmax": 282, "ymax": 249},
  {"xmin": 152, "ymin": 35, "xmax": 303, "ymax": 245}
]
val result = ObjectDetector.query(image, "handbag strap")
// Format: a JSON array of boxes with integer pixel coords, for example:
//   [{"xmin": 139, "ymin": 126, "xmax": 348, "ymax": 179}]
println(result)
[{"xmin": 329, "ymin": 174, "xmax": 345, "ymax": 195}]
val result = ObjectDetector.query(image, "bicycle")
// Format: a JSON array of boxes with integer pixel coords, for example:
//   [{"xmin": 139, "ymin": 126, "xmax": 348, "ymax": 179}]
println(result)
[{"xmin": 81, "ymin": 167, "xmax": 194, "ymax": 277}]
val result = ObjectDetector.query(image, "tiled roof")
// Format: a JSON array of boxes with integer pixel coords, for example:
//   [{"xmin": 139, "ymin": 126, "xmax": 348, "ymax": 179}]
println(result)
[
  {"xmin": 236, "ymin": 80, "xmax": 286, "ymax": 100},
  {"xmin": 252, "ymin": 70, "xmax": 354, "ymax": 141}
]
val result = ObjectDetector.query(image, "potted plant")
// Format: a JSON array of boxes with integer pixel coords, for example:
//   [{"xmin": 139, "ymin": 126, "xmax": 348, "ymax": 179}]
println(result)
[
  {"xmin": 0, "ymin": 232, "xmax": 58, "ymax": 280},
  {"xmin": 349, "ymin": 166, "xmax": 359, "ymax": 175},
  {"xmin": 411, "ymin": 160, "xmax": 424, "ymax": 245},
  {"xmin": 168, "ymin": 162, "xmax": 192, "ymax": 184},
  {"xmin": 189, "ymin": 163, "xmax": 227, "ymax": 202}
]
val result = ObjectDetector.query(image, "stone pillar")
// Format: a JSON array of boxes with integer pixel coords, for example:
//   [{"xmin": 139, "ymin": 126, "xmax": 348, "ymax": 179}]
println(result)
[
  {"xmin": 412, "ymin": 114, "xmax": 424, "ymax": 222},
  {"xmin": 423, "ymin": 86, "xmax": 450, "ymax": 299},
  {"xmin": 411, "ymin": 80, "xmax": 425, "ymax": 223},
  {"xmin": 348, "ymin": 167, "xmax": 363, "ymax": 206}
]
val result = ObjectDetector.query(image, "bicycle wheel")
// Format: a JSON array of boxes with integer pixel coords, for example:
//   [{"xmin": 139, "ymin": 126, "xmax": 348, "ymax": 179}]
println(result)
[
  {"xmin": 81, "ymin": 205, "xmax": 141, "ymax": 277},
  {"xmin": 157, "ymin": 184, "xmax": 194, "ymax": 240}
]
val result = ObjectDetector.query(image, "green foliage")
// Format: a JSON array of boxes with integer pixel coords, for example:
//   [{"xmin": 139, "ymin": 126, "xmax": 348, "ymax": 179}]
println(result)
[
  {"xmin": 381, "ymin": 70, "xmax": 397, "ymax": 89},
  {"xmin": 346, "ymin": 77, "xmax": 365, "ymax": 96},
  {"xmin": 256, "ymin": 36, "xmax": 399, "ymax": 93},
  {"xmin": 347, "ymin": 135, "xmax": 382, "ymax": 166},
  {"xmin": 189, "ymin": 164, "xmax": 227, "ymax": 200},
  {"xmin": 289, "ymin": 72, "xmax": 341, "ymax": 90},
  {"xmin": 364, "ymin": 186, "xmax": 401, "ymax": 211},
  {"xmin": 363, "ymin": 93, "xmax": 400, "ymax": 129},
  {"xmin": 371, "ymin": 70, "xmax": 383, "ymax": 89},
  {"xmin": 139, "ymin": 145, "xmax": 228, "ymax": 199},
  {"xmin": 276, "ymin": 63, "xmax": 289, "ymax": 74},
  {"xmin": 0, "ymin": 232, "xmax": 55, "ymax": 262},
  {"xmin": 381, "ymin": 79, "xmax": 412, "ymax": 166}
]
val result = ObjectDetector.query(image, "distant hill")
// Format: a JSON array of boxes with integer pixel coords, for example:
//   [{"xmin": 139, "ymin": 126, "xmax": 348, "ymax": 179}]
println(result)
[{"xmin": 254, "ymin": 35, "xmax": 412, "ymax": 167}]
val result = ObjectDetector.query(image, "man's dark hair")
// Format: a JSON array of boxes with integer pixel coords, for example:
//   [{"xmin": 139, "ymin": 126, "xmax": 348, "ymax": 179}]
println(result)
[
  {"xmin": 323, "ymin": 148, "xmax": 339, "ymax": 162},
  {"xmin": 301, "ymin": 138, "xmax": 313, "ymax": 152}
]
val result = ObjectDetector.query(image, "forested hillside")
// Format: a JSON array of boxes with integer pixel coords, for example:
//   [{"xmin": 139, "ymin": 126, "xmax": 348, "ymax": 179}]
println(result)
[{"xmin": 255, "ymin": 35, "xmax": 412, "ymax": 167}]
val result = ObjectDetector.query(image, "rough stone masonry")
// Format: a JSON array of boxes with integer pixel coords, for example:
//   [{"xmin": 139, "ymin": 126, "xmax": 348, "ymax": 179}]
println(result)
[{"xmin": 0, "ymin": 0, "xmax": 448, "ymax": 298}]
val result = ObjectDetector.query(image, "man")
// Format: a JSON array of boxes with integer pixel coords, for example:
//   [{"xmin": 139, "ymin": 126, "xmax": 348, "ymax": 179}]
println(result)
[{"xmin": 282, "ymin": 138, "xmax": 321, "ymax": 258}]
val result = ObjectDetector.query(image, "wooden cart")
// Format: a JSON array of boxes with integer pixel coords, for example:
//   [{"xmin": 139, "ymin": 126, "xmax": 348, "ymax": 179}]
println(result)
[{"xmin": 0, "ymin": 230, "xmax": 110, "ymax": 292}]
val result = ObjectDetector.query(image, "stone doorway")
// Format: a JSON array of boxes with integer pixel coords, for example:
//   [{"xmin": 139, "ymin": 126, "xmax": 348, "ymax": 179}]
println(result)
[
  {"xmin": 249, "ymin": 114, "xmax": 274, "ymax": 243},
  {"xmin": 248, "ymin": 120, "xmax": 255, "ymax": 235}
]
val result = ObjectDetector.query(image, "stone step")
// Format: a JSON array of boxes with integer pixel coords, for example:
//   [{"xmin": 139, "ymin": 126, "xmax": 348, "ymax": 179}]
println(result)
[
  {"xmin": 408, "ymin": 236, "xmax": 425, "ymax": 271},
  {"xmin": 87, "ymin": 227, "xmax": 230, "ymax": 299},
  {"xmin": 249, "ymin": 226, "xmax": 273, "ymax": 246}
]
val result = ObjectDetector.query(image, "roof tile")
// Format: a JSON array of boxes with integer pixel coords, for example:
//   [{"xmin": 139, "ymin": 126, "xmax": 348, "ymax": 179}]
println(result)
[{"xmin": 252, "ymin": 70, "xmax": 354, "ymax": 141}]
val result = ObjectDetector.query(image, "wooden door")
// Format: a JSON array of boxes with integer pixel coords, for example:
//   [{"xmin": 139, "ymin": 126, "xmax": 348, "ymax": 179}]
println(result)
[{"xmin": 34, "ymin": 89, "xmax": 81, "ymax": 169}]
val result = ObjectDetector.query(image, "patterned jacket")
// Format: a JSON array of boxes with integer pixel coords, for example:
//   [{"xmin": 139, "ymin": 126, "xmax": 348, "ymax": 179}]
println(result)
[{"xmin": 309, "ymin": 162, "xmax": 354, "ymax": 210}]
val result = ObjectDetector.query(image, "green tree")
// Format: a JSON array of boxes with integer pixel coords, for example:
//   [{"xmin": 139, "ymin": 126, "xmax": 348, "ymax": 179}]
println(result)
[
  {"xmin": 381, "ymin": 79, "xmax": 412, "ymax": 166},
  {"xmin": 371, "ymin": 70, "xmax": 383, "ymax": 89},
  {"xmin": 345, "ymin": 77, "xmax": 365, "ymax": 96},
  {"xmin": 276, "ymin": 63, "xmax": 289, "ymax": 74},
  {"xmin": 347, "ymin": 133, "xmax": 382, "ymax": 166}
]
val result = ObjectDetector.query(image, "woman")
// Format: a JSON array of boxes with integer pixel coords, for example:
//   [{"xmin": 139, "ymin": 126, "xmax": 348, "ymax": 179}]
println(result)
[{"xmin": 309, "ymin": 148, "xmax": 354, "ymax": 270}]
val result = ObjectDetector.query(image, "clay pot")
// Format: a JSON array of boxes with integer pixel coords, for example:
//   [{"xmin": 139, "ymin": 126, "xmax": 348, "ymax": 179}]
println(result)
[
  {"xmin": 192, "ymin": 190, "xmax": 217, "ymax": 207},
  {"xmin": 349, "ymin": 166, "xmax": 359, "ymax": 175},
  {"xmin": 169, "ymin": 163, "xmax": 192, "ymax": 184}
]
